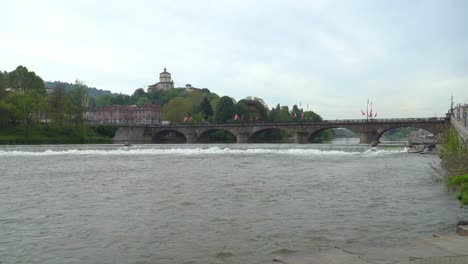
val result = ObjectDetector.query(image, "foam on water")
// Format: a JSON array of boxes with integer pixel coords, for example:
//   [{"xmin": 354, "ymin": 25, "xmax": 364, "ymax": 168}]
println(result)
[{"xmin": 0, "ymin": 146, "xmax": 406, "ymax": 157}]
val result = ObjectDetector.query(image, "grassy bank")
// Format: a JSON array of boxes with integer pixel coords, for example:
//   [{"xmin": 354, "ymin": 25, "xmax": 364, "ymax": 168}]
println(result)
[
  {"xmin": 440, "ymin": 128, "xmax": 468, "ymax": 206},
  {"xmin": 0, "ymin": 124, "xmax": 116, "ymax": 144}
]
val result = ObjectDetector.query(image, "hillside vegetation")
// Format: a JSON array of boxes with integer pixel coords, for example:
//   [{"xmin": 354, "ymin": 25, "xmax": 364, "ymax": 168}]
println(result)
[{"xmin": 0, "ymin": 65, "xmax": 324, "ymax": 144}]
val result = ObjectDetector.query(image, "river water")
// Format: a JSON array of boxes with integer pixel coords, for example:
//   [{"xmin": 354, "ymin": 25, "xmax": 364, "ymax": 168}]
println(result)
[{"xmin": 0, "ymin": 144, "xmax": 467, "ymax": 264}]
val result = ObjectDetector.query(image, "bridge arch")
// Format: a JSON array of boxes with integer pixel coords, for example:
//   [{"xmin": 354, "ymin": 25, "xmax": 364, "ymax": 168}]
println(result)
[
  {"xmin": 308, "ymin": 127, "xmax": 360, "ymax": 144},
  {"xmin": 249, "ymin": 127, "xmax": 290, "ymax": 143},
  {"xmin": 377, "ymin": 125, "xmax": 438, "ymax": 144},
  {"xmin": 152, "ymin": 129, "xmax": 187, "ymax": 143},
  {"xmin": 198, "ymin": 129, "xmax": 237, "ymax": 143}
]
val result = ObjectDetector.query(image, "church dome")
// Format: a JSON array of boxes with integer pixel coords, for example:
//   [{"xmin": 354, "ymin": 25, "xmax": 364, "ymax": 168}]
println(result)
[{"xmin": 160, "ymin": 67, "xmax": 170, "ymax": 74}]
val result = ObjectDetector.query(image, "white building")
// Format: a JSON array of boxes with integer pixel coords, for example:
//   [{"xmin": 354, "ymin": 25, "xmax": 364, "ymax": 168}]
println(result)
[{"xmin": 148, "ymin": 68, "xmax": 174, "ymax": 92}]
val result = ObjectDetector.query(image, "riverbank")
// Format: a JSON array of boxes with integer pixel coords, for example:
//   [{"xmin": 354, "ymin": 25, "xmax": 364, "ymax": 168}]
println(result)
[
  {"xmin": 0, "ymin": 125, "xmax": 114, "ymax": 144},
  {"xmin": 440, "ymin": 127, "xmax": 468, "ymax": 206},
  {"xmin": 268, "ymin": 231, "xmax": 468, "ymax": 264}
]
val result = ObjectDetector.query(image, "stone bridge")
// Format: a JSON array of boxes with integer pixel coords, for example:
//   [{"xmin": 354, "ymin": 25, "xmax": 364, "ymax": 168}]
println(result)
[{"xmin": 113, "ymin": 118, "xmax": 449, "ymax": 144}]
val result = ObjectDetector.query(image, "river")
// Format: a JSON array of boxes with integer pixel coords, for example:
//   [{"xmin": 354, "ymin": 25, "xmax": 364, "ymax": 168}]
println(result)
[{"xmin": 0, "ymin": 144, "xmax": 467, "ymax": 264}]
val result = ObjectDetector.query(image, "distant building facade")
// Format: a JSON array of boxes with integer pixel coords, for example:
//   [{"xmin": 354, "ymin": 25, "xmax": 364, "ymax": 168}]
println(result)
[
  {"xmin": 148, "ymin": 68, "xmax": 174, "ymax": 92},
  {"xmin": 84, "ymin": 104, "xmax": 162, "ymax": 125}
]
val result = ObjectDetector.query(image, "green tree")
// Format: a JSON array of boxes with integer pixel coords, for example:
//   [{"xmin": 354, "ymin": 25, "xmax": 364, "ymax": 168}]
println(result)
[
  {"xmin": 163, "ymin": 97, "xmax": 191, "ymax": 122},
  {"xmin": 96, "ymin": 94, "xmax": 113, "ymax": 107},
  {"xmin": 200, "ymin": 97, "xmax": 213, "ymax": 119},
  {"xmin": 1, "ymin": 66, "xmax": 46, "ymax": 130},
  {"xmin": 0, "ymin": 71, "xmax": 7, "ymax": 99},
  {"xmin": 269, "ymin": 104, "xmax": 281, "ymax": 122},
  {"xmin": 237, "ymin": 98, "xmax": 268, "ymax": 122},
  {"xmin": 279, "ymin": 105, "xmax": 291, "ymax": 122},
  {"xmin": 0, "ymin": 99, "xmax": 15, "ymax": 126},
  {"xmin": 5, "ymin": 92, "xmax": 45, "ymax": 127},
  {"xmin": 133, "ymin": 88, "xmax": 146, "ymax": 97},
  {"xmin": 65, "ymin": 80, "xmax": 88, "ymax": 124},
  {"xmin": 47, "ymin": 85, "xmax": 67, "ymax": 125},
  {"xmin": 215, "ymin": 96, "xmax": 236, "ymax": 123},
  {"xmin": 111, "ymin": 94, "xmax": 131, "ymax": 105},
  {"xmin": 136, "ymin": 97, "xmax": 151, "ymax": 106},
  {"xmin": 6, "ymin": 65, "xmax": 45, "ymax": 95}
]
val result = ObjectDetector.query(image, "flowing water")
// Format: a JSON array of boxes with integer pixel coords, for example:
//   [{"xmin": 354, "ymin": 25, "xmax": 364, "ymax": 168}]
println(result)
[{"xmin": 0, "ymin": 144, "xmax": 466, "ymax": 264}]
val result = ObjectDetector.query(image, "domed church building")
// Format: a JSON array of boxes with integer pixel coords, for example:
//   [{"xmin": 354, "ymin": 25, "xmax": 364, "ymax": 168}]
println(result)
[{"xmin": 148, "ymin": 67, "xmax": 174, "ymax": 92}]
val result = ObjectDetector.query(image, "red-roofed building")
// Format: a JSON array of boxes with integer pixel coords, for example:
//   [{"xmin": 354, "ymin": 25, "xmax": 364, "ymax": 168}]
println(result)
[{"xmin": 84, "ymin": 104, "xmax": 162, "ymax": 125}]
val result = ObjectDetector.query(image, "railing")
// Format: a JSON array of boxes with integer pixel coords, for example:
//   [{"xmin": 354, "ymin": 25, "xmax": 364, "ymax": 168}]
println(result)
[
  {"xmin": 123, "ymin": 117, "xmax": 447, "ymax": 127},
  {"xmin": 87, "ymin": 117, "xmax": 447, "ymax": 127},
  {"xmin": 453, "ymin": 104, "xmax": 468, "ymax": 128},
  {"xmin": 319, "ymin": 117, "xmax": 447, "ymax": 124}
]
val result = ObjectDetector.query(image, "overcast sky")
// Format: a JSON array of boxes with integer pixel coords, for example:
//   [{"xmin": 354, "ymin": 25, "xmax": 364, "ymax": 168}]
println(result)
[{"xmin": 1, "ymin": 0, "xmax": 467, "ymax": 119}]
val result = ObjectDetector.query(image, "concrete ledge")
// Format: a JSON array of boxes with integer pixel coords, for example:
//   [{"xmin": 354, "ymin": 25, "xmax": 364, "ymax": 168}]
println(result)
[
  {"xmin": 456, "ymin": 225, "xmax": 468, "ymax": 236},
  {"xmin": 400, "ymin": 255, "xmax": 468, "ymax": 264}
]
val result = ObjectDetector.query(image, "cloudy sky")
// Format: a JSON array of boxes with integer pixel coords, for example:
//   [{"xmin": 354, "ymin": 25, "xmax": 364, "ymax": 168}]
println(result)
[{"xmin": 1, "ymin": 0, "xmax": 467, "ymax": 119}]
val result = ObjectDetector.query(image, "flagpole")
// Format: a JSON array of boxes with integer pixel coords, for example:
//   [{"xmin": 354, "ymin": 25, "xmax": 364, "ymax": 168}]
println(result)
[{"xmin": 366, "ymin": 98, "xmax": 369, "ymax": 122}]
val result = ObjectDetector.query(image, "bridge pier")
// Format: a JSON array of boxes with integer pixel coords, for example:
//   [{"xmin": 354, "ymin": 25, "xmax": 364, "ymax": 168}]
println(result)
[
  {"xmin": 236, "ymin": 133, "xmax": 250, "ymax": 143},
  {"xmin": 294, "ymin": 132, "xmax": 308, "ymax": 144},
  {"xmin": 359, "ymin": 130, "xmax": 379, "ymax": 144},
  {"xmin": 185, "ymin": 132, "xmax": 198, "ymax": 144}
]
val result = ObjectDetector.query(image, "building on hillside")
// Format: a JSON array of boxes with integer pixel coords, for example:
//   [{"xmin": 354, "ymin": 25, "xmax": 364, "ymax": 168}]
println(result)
[
  {"xmin": 182, "ymin": 84, "xmax": 204, "ymax": 92},
  {"xmin": 148, "ymin": 68, "xmax": 174, "ymax": 92},
  {"xmin": 184, "ymin": 84, "xmax": 194, "ymax": 92},
  {"xmin": 84, "ymin": 104, "xmax": 162, "ymax": 125}
]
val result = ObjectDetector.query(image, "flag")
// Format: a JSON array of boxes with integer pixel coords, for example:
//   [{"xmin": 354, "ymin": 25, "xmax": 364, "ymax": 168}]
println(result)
[
  {"xmin": 234, "ymin": 114, "xmax": 238, "ymax": 120},
  {"xmin": 301, "ymin": 112, "xmax": 305, "ymax": 119},
  {"xmin": 361, "ymin": 110, "xmax": 365, "ymax": 116},
  {"xmin": 184, "ymin": 116, "xmax": 188, "ymax": 122},
  {"xmin": 374, "ymin": 113, "xmax": 377, "ymax": 118},
  {"xmin": 189, "ymin": 116, "xmax": 193, "ymax": 121},
  {"xmin": 241, "ymin": 114, "xmax": 244, "ymax": 120},
  {"xmin": 293, "ymin": 112, "xmax": 297, "ymax": 118}
]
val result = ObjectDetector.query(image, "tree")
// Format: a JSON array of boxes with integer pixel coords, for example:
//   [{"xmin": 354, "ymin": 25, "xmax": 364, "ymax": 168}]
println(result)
[
  {"xmin": 0, "ymin": 71, "xmax": 6, "ymax": 99},
  {"xmin": 163, "ymin": 97, "xmax": 191, "ymax": 122},
  {"xmin": 303, "ymin": 110, "xmax": 322, "ymax": 122},
  {"xmin": 96, "ymin": 94, "xmax": 113, "ymax": 107},
  {"xmin": 133, "ymin": 88, "xmax": 146, "ymax": 97},
  {"xmin": 236, "ymin": 98, "xmax": 268, "ymax": 122},
  {"xmin": 136, "ymin": 97, "xmax": 151, "ymax": 106},
  {"xmin": 0, "ymin": 100, "xmax": 15, "ymax": 126},
  {"xmin": 215, "ymin": 96, "xmax": 236, "ymax": 123},
  {"xmin": 200, "ymin": 97, "xmax": 214, "ymax": 119},
  {"xmin": 65, "ymin": 80, "xmax": 88, "ymax": 124},
  {"xmin": 269, "ymin": 104, "xmax": 281, "ymax": 122},
  {"xmin": 6, "ymin": 65, "xmax": 45, "ymax": 95},
  {"xmin": 47, "ymin": 84, "xmax": 67, "ymax": 125},
  {"xmin": 111, "ymin": 94, "xmax": 131, "ymax": 105},
  {"xmin": 279, "ymin": 106, "xmax": 291, "ymax": 122},
  {"xmin": 5, "ymin": 92, "xmax": 45, "ymax": 127}
]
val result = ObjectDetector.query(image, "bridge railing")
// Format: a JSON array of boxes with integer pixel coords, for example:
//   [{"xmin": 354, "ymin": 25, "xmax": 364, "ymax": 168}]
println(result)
[
  {"xmin": 320, "ymin": 117, "xmax": 447, "ymax": 124},
  {"xmin": 126, "ymin": 117, "xmax": 447, "ymax": 128},
  {"xmin": 453, "ymin": 104, "xmax": 468, "ymax": 128}
]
